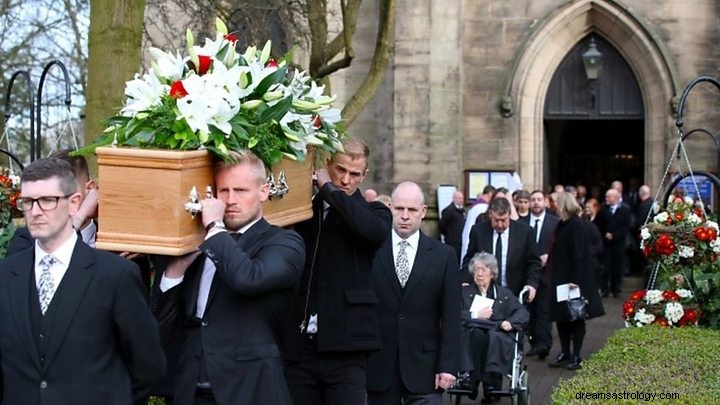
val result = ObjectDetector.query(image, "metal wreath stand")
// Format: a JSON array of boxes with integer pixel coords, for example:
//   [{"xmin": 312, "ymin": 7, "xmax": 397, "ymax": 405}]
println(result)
[
  {"xmin": 644, "ymin": 76, "xmax": 720, "ymax": 291},
  {"xmin": 2, "ymin": 59, "xmax": 79, "ymax": 172}
]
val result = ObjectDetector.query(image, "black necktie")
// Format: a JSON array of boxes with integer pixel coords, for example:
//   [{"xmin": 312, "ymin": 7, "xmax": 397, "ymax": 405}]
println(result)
[
  {"xmin": 533, "ymin": 219, "xmax": 540, "ymax": 243},
  {"xmin": 495, "ymin": 232, "xmax": 503, "ymax": 282}
]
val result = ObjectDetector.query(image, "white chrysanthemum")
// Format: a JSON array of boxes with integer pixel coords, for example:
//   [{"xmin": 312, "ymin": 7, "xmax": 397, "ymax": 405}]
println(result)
[
  {"xmin": 688, "ymin": 213, "xmax": 702, "ymax": 225},
  {"xmin": 9, "ymin": 174, "xmax": 20, "ymax": 187},
  {"xmin": 676, "ymin": 289, "xmax": 693, "ymax": 299},
  {"xmin": 707, "ymin": 221, "xmax": 719, "ymax": 231},
  {"xmin": 684, "ymin": 196, "xmax": 694, "ymax": 204},
  {"xmin": 711, "ymin": 238, "xmax": 720, "ymax": 253},
  {"xmin": 652, "ymin": 201, "xmax": 661, "ymax": 214},
  {"xmin": 634, "ymin": 309, "xmax": 655, "ymax": 325},
  {"xmin": 640, "ymin": 227, "xmax": 651, "ymax": 240},
  {"xmin": 664, "ymin": 302, "xmax": 684, "ymax": 324},
  {"xmin": 677, "ymin": 245, "xmax": 694, "ymax": 258},
  {"xmin": 653, "ymin": 212, "xmax": 669, "ymax": 224},
  {"xmin": 645, "ymin": 290, "xmax": 663, "ymax": 305}
]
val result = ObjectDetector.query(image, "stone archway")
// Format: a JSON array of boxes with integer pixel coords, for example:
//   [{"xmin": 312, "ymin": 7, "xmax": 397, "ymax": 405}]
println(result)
[{"xmin": 504, "ymin": 0, "xmax": 678, "ymax": 190}]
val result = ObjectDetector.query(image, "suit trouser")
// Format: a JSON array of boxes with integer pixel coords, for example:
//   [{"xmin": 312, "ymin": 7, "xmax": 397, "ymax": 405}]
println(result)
[
  {"xmin": 528, "ymin": 281, "xmax": 552, "ymax": 351},
  {"xmin": 285, "ymin": 334, "xmax": 367, "ymax": 405},
  {"xmin": 366, "ymin": 356, "xmax": 443, "ymax": 405}
]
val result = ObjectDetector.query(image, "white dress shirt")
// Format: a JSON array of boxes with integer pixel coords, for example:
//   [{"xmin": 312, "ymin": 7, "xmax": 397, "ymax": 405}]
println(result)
[
  {"xmin": 492, "ymin": 230, "xmax": 509, "ymax": 288},
  {"xmin": 34, "ymin": 232, "xmax": 78, "ymax": 297},
  {"xmin": 392, "ymin": 229, "xmax": 420, "ymax": 280},
  {"xmin": 529, "ymin": 211, "xmax": 546, "ymax": 243}
]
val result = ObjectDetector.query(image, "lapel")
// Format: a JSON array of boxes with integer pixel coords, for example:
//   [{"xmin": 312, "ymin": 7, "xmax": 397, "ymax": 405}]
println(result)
[
  {"xmin": 402, "ymin": 233, "xmax": 431, "ymax": 299},
  {"xmin": 8, "ymin": 249, "xmax": 42, "ymax": 372},
  {"xmin": 480, "ymin": 222, "xmax": 494, "ymax": 253},
  {"xmin": 204, "ymin": 219, "xmax": 270, "ymax": 311},
  {"xmin": 42, "ymin": 240, "xmax": 96, "ymax": 371},
  {"xmin": 377, "ymin": 238, "xmax": 402, "ymax": 301}
]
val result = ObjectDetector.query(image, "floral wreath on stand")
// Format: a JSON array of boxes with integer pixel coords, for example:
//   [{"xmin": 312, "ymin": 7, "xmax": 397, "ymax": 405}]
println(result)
[
  {"xmin": 77, "ymin": 18, "xmax": 345, "ymax": 168},
  {"xmin": 0, "ymin": 168, "xmax": 22, "ymax": 257},
  {"xmin": 625, "ymin": 126, "xmax": 720, "ymax": 328}
]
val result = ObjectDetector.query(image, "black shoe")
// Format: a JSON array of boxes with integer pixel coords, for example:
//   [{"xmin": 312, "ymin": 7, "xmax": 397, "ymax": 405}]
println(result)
[
  {"xmin": 526, "ymin": 347, "xmax": 540, "ymax": 357},
  {"xmin": 548, "ymin": 353, "xmax": 572, "ymax": 368},
  {"xmin": 538, "ymin": 348, "xmax": 549, "ymax": 360},
  {"xmin": 481, "ymin": 397, "xmax": 500, "ymax": 404},
  {"xmin": 566, "ymin": 356, "xmax": 582, "ymax": 370}
]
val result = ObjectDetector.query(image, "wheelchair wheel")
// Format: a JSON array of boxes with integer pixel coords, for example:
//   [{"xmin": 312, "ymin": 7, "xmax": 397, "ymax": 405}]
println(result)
[{"xmin": 511, "ymin": 367, "xmax": 529, "ymax": 405}]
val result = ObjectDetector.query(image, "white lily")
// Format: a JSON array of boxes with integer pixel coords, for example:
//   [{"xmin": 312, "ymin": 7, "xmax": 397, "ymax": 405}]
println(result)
[
  {"xmin": 149, "ymin": 48, "xmax": 186, "ymax": 82},
  {"xmin": 121, "ymin": 70, "xmax": 166, "ymax": 116}
]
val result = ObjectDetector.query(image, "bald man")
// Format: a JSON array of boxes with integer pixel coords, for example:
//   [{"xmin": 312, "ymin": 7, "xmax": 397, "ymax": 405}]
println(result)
[
  {"xmin": 439, "ymin": 190, "xmax": 466, "ymax": 262},
  {"xmin": 600, "ymin": 188, "xmax": 632, "ymax": 298}
]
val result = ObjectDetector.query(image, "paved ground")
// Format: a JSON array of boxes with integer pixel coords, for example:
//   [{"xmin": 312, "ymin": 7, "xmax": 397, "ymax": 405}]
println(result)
[{"xmin": 444, "ymin": 276, "xmax": 644, "ymax": 404}]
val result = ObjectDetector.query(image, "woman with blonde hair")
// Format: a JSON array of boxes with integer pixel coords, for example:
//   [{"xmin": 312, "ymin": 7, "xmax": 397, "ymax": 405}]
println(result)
[{"xmin": 547, "ymin": 193, "xmax": 604, "ymax": 370}]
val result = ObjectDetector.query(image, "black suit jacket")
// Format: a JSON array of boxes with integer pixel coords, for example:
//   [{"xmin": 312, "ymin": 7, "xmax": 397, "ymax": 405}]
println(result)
[
  {"xmin": 461, "ymin": 220, "xmax": 541, "ymax": 295},
  {"xmin": 153, "ymin": 219, "xmax": 305, "ymax": 405},
  {"xmin": 283, "ymin": 183, "xmax": 392, "ymax": 355},
  {"xmin": 0, "ymin": 239, "xmax": 165, "ymax": 404},
  {"xmin": 519, "ymin": 213, "xmax": 559, "ymax": 286},
  {"xmin": 366, "ymin": 232, "xmax": 461, "ymax": 394},
  {"xmin": 439, "ymin": 203, "xmax": 465, "ymax": 247}
]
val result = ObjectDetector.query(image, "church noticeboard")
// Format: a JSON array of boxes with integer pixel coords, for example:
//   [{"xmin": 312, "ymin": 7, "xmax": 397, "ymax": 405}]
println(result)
[{"xmin": 464, "ymin": 170, "xmax": 522, "ymax": 202}]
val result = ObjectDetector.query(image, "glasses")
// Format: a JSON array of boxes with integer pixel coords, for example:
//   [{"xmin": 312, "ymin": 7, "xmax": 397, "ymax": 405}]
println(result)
[{"xmin": 17, "ymin": 195, "xmax": 73, "ymax": 212}]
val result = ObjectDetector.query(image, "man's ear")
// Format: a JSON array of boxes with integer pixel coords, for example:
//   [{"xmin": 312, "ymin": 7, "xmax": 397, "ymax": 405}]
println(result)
[{"xmin": 84, "ymin": 179, "xmax": 96, "ymax": 191}]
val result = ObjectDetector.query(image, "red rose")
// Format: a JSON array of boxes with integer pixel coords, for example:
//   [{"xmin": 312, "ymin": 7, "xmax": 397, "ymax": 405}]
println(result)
[
  {"xmin": 654, "ymin": 234, "xmax": 676, "ymax": 255},
  {"xmin": 623, "ymin": 301, "xmax": 635, "ymax": 317},
  {"xmin": 680, "ymin": 309, "xmax": 699, "ymax": 325},
  {"xmin": 170, "ymin": 80, "xmax": 188, "ymax": 98},
  {"xmin": 654, "ymin": 317, "xmax": 669, "ymax": 327},
  {"xmin": 642, "ymin": 245, "xmax": 651, "ymax": 257},
  {"xmin": 195, "ymin": 55, "xmax": 213, "ymax": 75},
  {"xmin": 709, "ymin": 228, "xmax": 718, "ymax": 240},
  {"xmin": 267, "ymin": 58, "xmax": 279, "ymax": 68},
  {"xmin": 674, "ymin": 212, "xmax": 684, "ymax": 221},
  {"xmin": 695, "ymin": 227, "xmax": 709, "ymax": 241},
  {"xmin": 224, "ymin": 33, "xmax": 239, "ymax": 43},
  {"xmin": 0, "ymin": 175, "xmax": 11, "ymax": 187}
]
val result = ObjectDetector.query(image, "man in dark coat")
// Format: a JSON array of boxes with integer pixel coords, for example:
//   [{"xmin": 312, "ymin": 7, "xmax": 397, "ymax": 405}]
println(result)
[
  {"xmin": 0, "ymin": 158, "xmax": 164, "ymax": 404},
  {"xmin": 152, "ymin": 150, "xmax": 305, "ymax": 405},
  {"xmin": 519, "ymin": 190, "xmax": 559, "ymax": 359},
  {"xmin": 282, "ymin": 138, "xmax": 392, "ymax": 404},
  {"xmin": 599, "ymin": 188, "xmax": 632, "ymax": 297},
  {"xmin": 439, "ymin": 190, "xmax": 466, "ymax": 262},
  {"xmin": 461, "ymin": 197, "xmax": 541, "ymax": 302},
  {"xmin": 366, "ymin": 182, "xmax": 461, "ymax": 404}
]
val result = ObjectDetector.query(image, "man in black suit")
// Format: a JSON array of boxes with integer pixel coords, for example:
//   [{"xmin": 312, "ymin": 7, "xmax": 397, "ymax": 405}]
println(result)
[
  {"xmin": 600, "ymin": 188, "xmax": 632, "ymax": 297},
  {"xmin": 153, "ymin": 150, "xmax": 305, "ymax": 404},
  {"xmin": 461, "ymin": 197, "xmax": 541, "ymax": 302},
  {"xmin": 366, "ymin": 181, "xmax": 461, "ymax": 404},
  {"xmin": 519, "ymin": 190, "xmax": 559, "ymax": 359},
  {"xmin": 7, "ymin": 150, "xmax": 98, "ymax": 255},
  {"xmin": 439, "ymin": 190, "xmax": 466, "ymax": 262},
  {"xmin": 283, "ymin": 138, "xmax": 392, "ymax": 404},
  {"xmin": 0, "ymin": 158, "xmax": 164, "ymax": 404}
]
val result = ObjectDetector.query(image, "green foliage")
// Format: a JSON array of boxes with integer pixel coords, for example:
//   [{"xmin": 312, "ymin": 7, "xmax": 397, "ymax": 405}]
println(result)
[
  {"xmin": 552, "ymin": 325, "xmax": 720, "ymax": 404},
  {"xmin": 0, "ymin": 221, "xmax": 17, "ymax": 258}
]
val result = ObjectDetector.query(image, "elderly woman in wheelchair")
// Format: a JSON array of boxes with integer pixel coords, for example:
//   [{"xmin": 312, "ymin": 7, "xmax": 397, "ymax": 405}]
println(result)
[{"xmin": 458, "ymin": 252, "xmax": 530, "ymax": 403}]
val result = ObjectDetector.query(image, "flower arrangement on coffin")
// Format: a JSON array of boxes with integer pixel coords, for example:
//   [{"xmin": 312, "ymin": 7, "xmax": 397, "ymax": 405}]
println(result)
[
  {"xmin": 638, "ymin": 192, "xmax": 720, "ymax": 328},
  {"xmin": 0, "ymin": 168, "xmax": 22, "ymax": 257},
  {"xmin": 623, "ymin": 288, "xmax": 700, "ymax": 328},
  {"xmin": 76, "ymin": 18, "xmax": 345, "ymax": 168}
]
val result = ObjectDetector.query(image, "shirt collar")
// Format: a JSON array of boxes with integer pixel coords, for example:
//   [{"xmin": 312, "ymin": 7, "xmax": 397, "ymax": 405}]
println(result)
[
  {"xmin": 392, "ymin": 229, "xmax": 420, "ymax": 249},
  {"xmin": 530, "ymin": 211, "xmax": 546, "ymax": 222},
  {"xmin": 238, "ymin": 217, "xmax": 261, "ymax": 235},
  {"xmin": 35, "ymin": 231, "xmax": 78, "ymax": 268}
]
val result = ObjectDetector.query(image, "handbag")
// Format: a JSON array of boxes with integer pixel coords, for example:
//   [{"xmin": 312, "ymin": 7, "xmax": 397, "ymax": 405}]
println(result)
[{"xmin": 567, "ymin": 297, "xmax": 588, "ymax": 321}]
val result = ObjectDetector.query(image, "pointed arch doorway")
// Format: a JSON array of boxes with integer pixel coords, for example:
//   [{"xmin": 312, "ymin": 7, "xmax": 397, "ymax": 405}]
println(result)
[{"xmin": 544, "ymin": 35, "xmax": 644, "ymax": 198}]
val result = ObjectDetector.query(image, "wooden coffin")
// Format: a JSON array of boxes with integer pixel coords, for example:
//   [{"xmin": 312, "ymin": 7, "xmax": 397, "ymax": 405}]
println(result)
[{"xmin": 95, "ymin": 147, "xmax": 314, "ymax": 255}]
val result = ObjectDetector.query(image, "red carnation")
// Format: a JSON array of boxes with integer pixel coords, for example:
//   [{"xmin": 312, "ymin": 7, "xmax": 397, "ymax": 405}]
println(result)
[
  {"xmin": 224, "ymin": 33, "xmax": 239, "ymax": 43},
  {"xmin": 655, "ymin": 234, "xmax": 676, "ymax": 256},
  {"xmin": 662, "ymin": 290, "xmax": 680, "ymax": 301},
  {"xmin": 630, "ymin": 290, "xmax": 646, "ymax": 301},
  {"xmin": 170, "ymin": 80, "xmax": 188, "ymax": 98},
  {"xmin": 9, "ymin": 191, "xmax": 19, "ymax": 209},
  {"xmin": 267, "ymin": 58, "xmax": 279, "ymax": 68},
  {"xmin": 654, "ymin": 317, "xmax": 669, "ymax": 328}
]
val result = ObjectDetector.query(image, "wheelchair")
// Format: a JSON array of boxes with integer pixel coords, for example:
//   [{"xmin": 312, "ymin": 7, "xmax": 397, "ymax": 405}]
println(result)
[{"xmin": 447, "ymin": 288, "xmax": 530, "ymax": 405}]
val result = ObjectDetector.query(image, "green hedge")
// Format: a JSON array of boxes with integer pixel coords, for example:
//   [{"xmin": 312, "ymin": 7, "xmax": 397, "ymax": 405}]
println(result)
[{"xmin": 552, "ymin": 325, "xmax": 720, "ymax": 404}]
